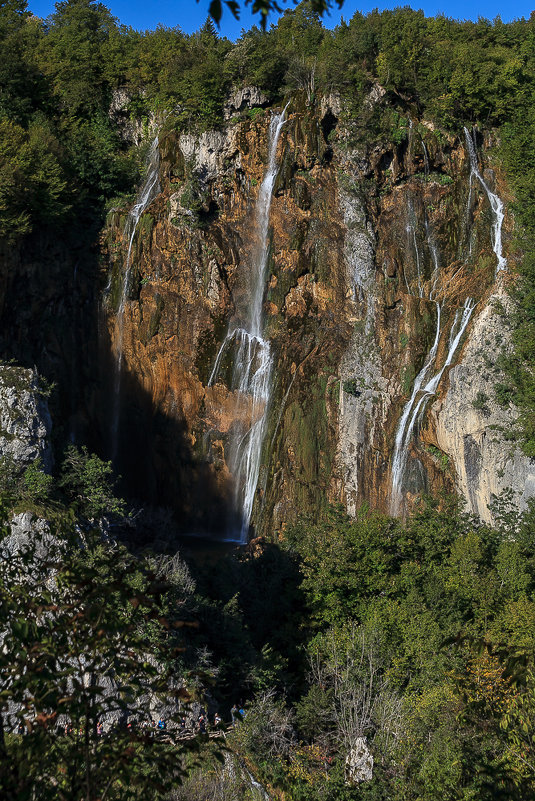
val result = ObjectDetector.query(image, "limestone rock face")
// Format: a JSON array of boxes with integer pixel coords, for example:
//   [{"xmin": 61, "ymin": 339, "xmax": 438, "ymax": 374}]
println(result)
[
  {"xmin": 224, "ymin": 85, "xmax": 269, "ymax": 119},
  {"xmin": 109, "ymin": 88, "xmax": 157, "ymax": 145},
  {"xmin": 3, "ymin": 511, "xmax": 52, "ymax": 554},
  {"xmin": 346, "ymin": 737, "xmax": 373, "ymax": 783},
  {"xmin": 434, "ymin": 288, "xmax": 535, "ymax": 522},
  {"xmin": 98, "ymin": 98, "xmax": 528, "ymax": 536},
  {"xmin": 0, "ymin": 365, "xmax": 52, "ymax": 472}
]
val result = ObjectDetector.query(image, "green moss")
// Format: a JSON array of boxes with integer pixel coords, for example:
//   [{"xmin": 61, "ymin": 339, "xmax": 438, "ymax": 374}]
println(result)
[
  {"xmin": 288, "ymin": 221, "xmax": 308, "ymax": 252},
  {"xmin": 258, "ymin": 364, "xmax": 334, "ymax": 536},
  {"xmin": 145, "ymin": 295, "xmax": 164, "ymax": 343},
  {"xmin": 401, "ymin": 364, "xmax": 416, "ymax": 396},
  {"xmin": 427, "ymin": 444, "xmax": 450, "ymax": 472}
]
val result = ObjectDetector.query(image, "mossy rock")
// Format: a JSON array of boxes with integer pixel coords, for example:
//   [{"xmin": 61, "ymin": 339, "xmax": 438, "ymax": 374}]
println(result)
[{"xmin": 140, "ymin": 295, "xmax": 165, "ymax": 345}]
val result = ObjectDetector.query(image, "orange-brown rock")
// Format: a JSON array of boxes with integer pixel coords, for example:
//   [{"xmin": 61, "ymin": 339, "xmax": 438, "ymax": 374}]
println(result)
[{"xmin": 99, "ymin": 96, "xmax": 533, "ymax": 537}]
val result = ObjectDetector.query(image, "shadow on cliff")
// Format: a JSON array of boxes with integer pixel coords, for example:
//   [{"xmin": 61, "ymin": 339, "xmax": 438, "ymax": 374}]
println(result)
[
  {"xmin": 0, "ymin": 229, "xmax": 103, "ymax": 454},
  {"xmin": 97, "ymin": 347, "xmax": 233, "ymax": 542},
  {"xmin": 0, "ymin": 232, "xmax": 234, "ymax": 543}
]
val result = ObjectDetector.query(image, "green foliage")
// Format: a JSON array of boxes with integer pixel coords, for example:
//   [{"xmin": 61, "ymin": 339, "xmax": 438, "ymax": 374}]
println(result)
[
  {"xmin": 0, "ymin": 516, "xmax": 197, "ymax": 800},
  {"xmin": 59, "ymin": 444, "xmax": 125, "ymax": 519},
  {"xmin": 342, "ymin": 378, "xmax": 361, "ymax": 396},
  {"xmin": 497, "ymin": 99, "xmax": 535, "ymax": 456},
  {"xmin": 180, "ymin": 173, "xmax": 208, "ymax": 216},
  {"xmin": 0, "ymin": 454, "xmax": 21, "ymax": 502},
  {"xmin": 21, "ymin": 459, "xmax": 54, "ymax": 504},
  {"xmin": 204, "ymin": 0, "xmax": 343, "ymax": 30},
  {"xmin": 0, "ymin": 118, "xmax": 68, "ymax": 239},
  {"xmin": 273, "ymin": 501, "xmax": 535, "ymax": 799},
  {"xmin": 427, "ymin": 444, "xmax": 450, "ymax": 472}
]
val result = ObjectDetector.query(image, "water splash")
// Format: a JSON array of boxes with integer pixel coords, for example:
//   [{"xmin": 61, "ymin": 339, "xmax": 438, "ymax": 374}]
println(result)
[
  {"xmin": 111, "ymin": 136, "xmax": 160, "ymax": 460},
  {"xmin": 209, "ymin": 107, "xmax": 288, "ymax": 542},
  {"xmin": 463, "ymin": 127, "xmax": 506, "ymax": 275}
]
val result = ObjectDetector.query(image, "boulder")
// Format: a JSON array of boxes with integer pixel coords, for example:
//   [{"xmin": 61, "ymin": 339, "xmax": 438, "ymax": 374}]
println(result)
[{"xmin": 345, "ymin": 737, "xmax": 373, "ymax": 783}]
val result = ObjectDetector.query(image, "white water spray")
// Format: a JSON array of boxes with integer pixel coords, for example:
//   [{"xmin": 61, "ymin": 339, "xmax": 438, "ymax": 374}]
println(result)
[
  {"xmin": 111, "ymin": 137, "xmax": 160, "ymax": 460},
  {"xmin": 463, "ymin": 127, "xmax": 506, "ymax": 275},
  {"xmin": 389, "ymin": 125, "xmax": 504, "ymax": 513},
  {"xmin": 209, "ymin": 107, "xmax": 288, "ymax": 542}
]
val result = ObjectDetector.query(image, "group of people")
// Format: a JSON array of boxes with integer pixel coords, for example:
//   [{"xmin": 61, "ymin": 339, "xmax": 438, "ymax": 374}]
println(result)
[
  {"xmin": 57, "ymin": 718, "xmax": 167, "ymax": 737},
  {"xmin": 16, "ymin": 705, "xmax": 245, "ymax": 738},
  {"xmin": 195, "ymin": 710, "xmax": 222, "ymax": 734},
  {"xmin": 230, "ymin": 704, "xmax": 246, "ymax": 725}
]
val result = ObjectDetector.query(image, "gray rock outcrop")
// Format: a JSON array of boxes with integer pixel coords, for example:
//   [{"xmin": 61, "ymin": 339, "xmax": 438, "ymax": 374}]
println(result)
[
  {"xmin": 0, "ymin": 364, "xmax": 52, "ymax": 472},
  {"xmin": 109, "ymin": 88, "xmax": 157, "ymax": 145},
  {"xmin": 434, "ymin": 288, "xmax": 535, "ymax": 522},
  {"xmin": 346, "ymin": 736, "xmax": 374, "ymax": 783},
  {"xmin": 224, "ymin": 85, "xmax": 269, "ymax": 119}
]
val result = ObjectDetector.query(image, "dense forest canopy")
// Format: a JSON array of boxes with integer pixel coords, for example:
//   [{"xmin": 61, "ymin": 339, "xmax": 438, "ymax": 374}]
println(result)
[{"xmin": 2, "ymin": 0, "xmax": 534, "ymax": 225}]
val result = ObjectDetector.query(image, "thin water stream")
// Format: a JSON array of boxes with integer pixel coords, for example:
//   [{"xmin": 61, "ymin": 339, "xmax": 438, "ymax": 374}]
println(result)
[
  {"xmin": 463, "ymin": 127, "xmax": 506, "ymax": 275},
  {"xmin": 111, "ymin": 137, "xmax": 160, "ymax": 461},
  {"xmin": 389, "ymin": 126, "xmax": 503, "ymax": 513}
]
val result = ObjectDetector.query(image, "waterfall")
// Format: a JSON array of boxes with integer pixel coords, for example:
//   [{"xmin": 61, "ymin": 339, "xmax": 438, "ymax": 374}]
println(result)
[
  {"xmin": 390, "ymin": 297, "xmax": 475, "ymax": 515},
  {"xmin": 209, "ymin": 107, "xmax": 288, "ymax": 542},
  {"xmin": 463, "ymin": 127, "xmax": 506, "ymax": 275},
  {"xmin": 421, "ymin": 136, "xmax": 430, "ymax": 176},
  {"xmin": 390, "ymin": 301, "xmax": 442, "ymax": 515},
  {"xmin": 111, "ymin": 136, "xmax": 160, "ymax": 460}
]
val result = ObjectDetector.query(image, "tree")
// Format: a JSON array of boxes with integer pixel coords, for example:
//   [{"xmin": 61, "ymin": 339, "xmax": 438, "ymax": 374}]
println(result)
[
  {"xmin": 0, "ymin": 517, "xmax": 198, "ymax": 800},
  {"xmin": 201, "ymin": 0, "xmax": 345, "ymax": 30},
  {"xmin": 37, "ymin": 0, "xmax": 118, "ymax": 116},
  {"xmin": 59, "ymin": 444, "xmax": 125, "ymax": 520},
  {"xmin": 0, "ymin": 118, "xmax": 67, "ymax": 240},
  {"xmin": 304, "ymin": 624, "xmax": 403, "ymax": 760}
]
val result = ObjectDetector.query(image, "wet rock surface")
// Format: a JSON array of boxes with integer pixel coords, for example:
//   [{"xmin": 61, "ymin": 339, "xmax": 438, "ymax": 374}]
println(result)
[{"xmin": 100, "ymin": 100, "xmax": 531, "ymax": 534}]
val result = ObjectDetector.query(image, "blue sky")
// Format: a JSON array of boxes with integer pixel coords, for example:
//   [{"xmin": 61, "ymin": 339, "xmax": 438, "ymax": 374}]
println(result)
[{"xmin": 28, "ymin": 0, "xmax": 534, "ymax": 37}]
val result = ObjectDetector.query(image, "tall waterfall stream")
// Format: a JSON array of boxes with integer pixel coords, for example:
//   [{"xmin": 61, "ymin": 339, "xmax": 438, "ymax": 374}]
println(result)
[{"xmin": 209, "ymin": 107, "xmax": 288, "ymax": 542}]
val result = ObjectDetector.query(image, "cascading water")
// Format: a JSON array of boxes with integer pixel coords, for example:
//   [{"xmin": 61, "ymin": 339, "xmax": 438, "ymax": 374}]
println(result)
[
  {"xmin": 209, "ymin": 107, "xmax": 288, "ymax": 543},
  {"xmin": 390, "ymin": 297, "xmax": 475, "ymax": 515},
  {"xmin": 390, "ymin": 300, "xmax": 442, "ymax": 515},
  {"xmin": 463, "ymin": 126, "xmax": 506, "ymax": 275},
  {"xmin": 389, "ymin": 126, "xmax": 505, "ymax": 513},
  {"xmin": 420, "ymin": 136, "xmax": 430, "ymax": 176},
  {"xmin": 111, "ymin": 136, "xmax": 160, "ymax": 460}
]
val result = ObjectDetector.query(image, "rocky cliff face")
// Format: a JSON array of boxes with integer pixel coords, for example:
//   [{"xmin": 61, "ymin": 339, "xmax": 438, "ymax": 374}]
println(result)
[
  {"xmin": 0, "ymin": 364, "xmax": 52, "ymax": 473},
  {"xmin": 96, "ymin": 90, "xmax": 533, "ymax": 536}
]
